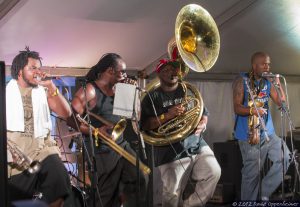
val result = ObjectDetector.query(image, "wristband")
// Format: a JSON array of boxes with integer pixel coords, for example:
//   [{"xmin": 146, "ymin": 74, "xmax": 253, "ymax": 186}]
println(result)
[
  {"xmin": 51, "ymin": 88, "xmax": 59, "ymax": 97},
  {"xmin": 93, "ymin": 128, "xmax": 99, "ymax": 147},
  {"xmin": 93, "ymin": 128, "xmax": 99, "ymax": 138}
]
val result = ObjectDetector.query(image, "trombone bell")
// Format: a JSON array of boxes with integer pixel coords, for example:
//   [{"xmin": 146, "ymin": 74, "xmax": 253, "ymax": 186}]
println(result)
[{"xmin": 111, "ymin": 119, "xmax": 127, "ymax": 141}]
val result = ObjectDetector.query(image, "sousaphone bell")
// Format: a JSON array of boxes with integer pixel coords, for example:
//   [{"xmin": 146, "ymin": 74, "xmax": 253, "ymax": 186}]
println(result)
[{"xmin": 141, "ymin": 4, "xmax": 220, "ymax": 146}]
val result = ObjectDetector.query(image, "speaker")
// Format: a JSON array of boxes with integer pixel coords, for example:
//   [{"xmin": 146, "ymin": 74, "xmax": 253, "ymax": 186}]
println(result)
[
  {"xmin": 209, "ymin": 183, "xmax": 235, "ymax": 204},
  {"xmin": 213, "ymin": 140, "xmax": 242, "ymax": 200}
]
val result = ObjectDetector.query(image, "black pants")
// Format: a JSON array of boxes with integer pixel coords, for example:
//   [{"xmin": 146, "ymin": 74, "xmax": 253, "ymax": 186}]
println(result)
[
  {"xmin": 8, "ymin": 154, "xmax": 71, "ymax": 205},
  {"xmin": 90, "ymin": 142, "xmax": 148, "ymax": 207}
]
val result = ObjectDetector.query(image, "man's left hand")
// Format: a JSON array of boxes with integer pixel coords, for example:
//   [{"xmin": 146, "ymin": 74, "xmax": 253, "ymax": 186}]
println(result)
[{"xmin": 195, "ymin": 120, "xmax": 207, "ymax": 136}]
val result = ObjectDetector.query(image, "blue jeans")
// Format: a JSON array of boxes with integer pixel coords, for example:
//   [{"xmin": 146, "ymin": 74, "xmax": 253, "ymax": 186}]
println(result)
[{"xmin": 238, "ymin": 134, "xmax": 290, "ymax": 200}]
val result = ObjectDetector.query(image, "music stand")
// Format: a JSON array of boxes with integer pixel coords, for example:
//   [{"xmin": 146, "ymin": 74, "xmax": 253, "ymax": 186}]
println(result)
[{"xmin": 113, "ymin": 83, "xmax": 147, "ymax": 206}]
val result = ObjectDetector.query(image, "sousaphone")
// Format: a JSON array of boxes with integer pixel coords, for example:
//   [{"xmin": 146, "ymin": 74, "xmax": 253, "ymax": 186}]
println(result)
[{"xmin": 141, "ymin": 4, "xmax": 220, "ymax": 146}]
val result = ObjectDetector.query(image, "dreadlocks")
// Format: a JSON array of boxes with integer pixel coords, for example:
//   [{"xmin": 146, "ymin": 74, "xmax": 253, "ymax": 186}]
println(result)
[
  {"xmin": 85, "ymin": 53, "xmax": 122, "ymax": 82},
  {"xmin": 10, "ymin": 46, "xmax": 42, "ymax": 79}
]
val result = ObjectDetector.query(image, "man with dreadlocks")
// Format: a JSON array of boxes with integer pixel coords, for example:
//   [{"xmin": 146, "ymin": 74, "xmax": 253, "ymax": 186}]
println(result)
[
  {"xmin": 70, "ymin": 53, "xmax": 148, "ymax": 207},
  {"xmin": 6, "ymin": 47, "xmax": 72, "ymax": 206},
  {"xmin": 232, "ymin": 51, "xmax": 291, "ymax": 200}
]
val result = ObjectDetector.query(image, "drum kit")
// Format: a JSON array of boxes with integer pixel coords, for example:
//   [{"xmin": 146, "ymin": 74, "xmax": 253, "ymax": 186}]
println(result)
[{"xmin": 55, "ymin": 118, "xmax": 90, "ymax": 206}]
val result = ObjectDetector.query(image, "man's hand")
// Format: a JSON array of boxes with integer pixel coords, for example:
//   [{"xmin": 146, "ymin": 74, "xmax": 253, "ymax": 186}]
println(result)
[
  {"xmin": 36, "ymin": 71, "xmax": 54, "ymax": 88},
  {"xmin": 195, "ymin": 120, "xmax": 207, "ymax": 136},
  {"xmin": 7, "ymin": 149, "xmax": 14, "ymax": 163},
  {"xmin": 251, "ymin": 107, "xmax": 267, "ymax": 117},
  {"xmin": 167, "ymin": 104, "xmax": 185, "ymax": 119},
  {"xmin": 96, "ymin": 125, "xmax": 114, "ymax": 140}
]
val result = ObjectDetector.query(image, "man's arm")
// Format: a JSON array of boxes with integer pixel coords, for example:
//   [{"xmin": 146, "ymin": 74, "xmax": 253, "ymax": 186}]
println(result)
[
  {"xmin": 68, "ymin": 83, "xmax": 97, "ymax": 134},
  {"xmin": 46, "ymin": 82, "xmax": 72, "ymax": 119},
  {"xmin": 269, "ymin": 77, "xmax": 286, "ymax": 107},
  {"xmin": 233, "ymin": 76, "xmax": 266, "ymax": 117},
  {"xmin": 195, "ymin": 115, "xmax": 208, "ymax": 136},
  {"xmin": 232, "ymin": 76, "xmax": 250, "ymax": 116}
]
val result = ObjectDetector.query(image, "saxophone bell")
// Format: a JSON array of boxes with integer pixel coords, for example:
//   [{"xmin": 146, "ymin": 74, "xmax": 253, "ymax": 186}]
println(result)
[{"xmin": 7, "ymin": 140, "xmax": 41, "ymax": 174}]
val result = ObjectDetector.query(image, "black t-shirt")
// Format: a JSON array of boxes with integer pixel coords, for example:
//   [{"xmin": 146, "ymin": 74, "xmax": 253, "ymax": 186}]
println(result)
[
  {"xmin": 141, "ymin": 83, "xmax": 208, "ymax": 166},
  {"xmin": 86, "ymin": 82, "xmax": 126, "ymax": 154}
]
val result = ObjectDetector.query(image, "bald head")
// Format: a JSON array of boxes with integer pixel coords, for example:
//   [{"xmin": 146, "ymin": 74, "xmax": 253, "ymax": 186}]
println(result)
[
  {"xmin": 251, "ymin": 52, "xmax": 271, "ymax": 77},
  {"xmin": 251, "ymin": 52, "xmax": 269, "ymax": 65}
]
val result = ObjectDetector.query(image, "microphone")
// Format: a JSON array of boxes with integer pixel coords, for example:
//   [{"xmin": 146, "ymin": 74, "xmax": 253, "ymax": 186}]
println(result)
[
  {"xmin": 36, "ymin": 76, "xmax": 62, "ymax": 81},
  {"xmin": 136, "ymin": 87, "xmax": 147, "ymax": 93},
  {"xmin": 261, "ymin": 72, "xmax": 282, "ymax": 78}
]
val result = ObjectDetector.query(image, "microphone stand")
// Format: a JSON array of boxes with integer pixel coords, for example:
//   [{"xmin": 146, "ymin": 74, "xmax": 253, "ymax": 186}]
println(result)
[
  {"xmin": 81, "ymin": 80, "xmax": 102, "ymax": 207},
  {"xmin": 132, "ymin": 87, "xmax": 147, "ymax": 206},
  {"xmin": 63, "ymin": 86, "xmax": 94, "ymax": 206},
  {"xmin": 244, "ymin": 77, "xmax": 270, "ymax": 200},
  {"xmin": 270, "ymin": 76, "xmax": 296, "ymax": 199}
]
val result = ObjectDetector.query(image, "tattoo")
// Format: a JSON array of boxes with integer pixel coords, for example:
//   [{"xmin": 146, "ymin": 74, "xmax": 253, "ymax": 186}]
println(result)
[{"xmin": 232, "ymin": 76, "xmax": 244, "ymax": 105}]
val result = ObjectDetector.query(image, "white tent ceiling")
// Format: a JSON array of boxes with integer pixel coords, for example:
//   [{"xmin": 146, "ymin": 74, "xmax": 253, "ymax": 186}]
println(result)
[{"xmin": 1, "ymin": 0, "xmax": 300, "ymax": 77}]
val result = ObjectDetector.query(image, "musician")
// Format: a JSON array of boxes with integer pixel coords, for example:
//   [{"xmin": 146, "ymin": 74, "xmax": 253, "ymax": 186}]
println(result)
[
  {"xmin": 6, "ymin": 47, "xmax": 72, "ymax": 206},
  {"xmin": 232, "ymin": 51, "xmax": 291, "ymax": 200},
  {"xmin": 141, "ymin": 58, "xmax": 221, "ymax": 207},
  {"xmin": 70, "ymin": 53, "xmax": 148, "ymax": 207}
]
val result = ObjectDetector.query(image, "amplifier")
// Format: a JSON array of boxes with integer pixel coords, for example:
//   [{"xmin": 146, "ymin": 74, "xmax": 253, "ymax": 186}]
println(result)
[{"xmin": 209, "ymin": 183, "xmax": 235, "ymax": 204}]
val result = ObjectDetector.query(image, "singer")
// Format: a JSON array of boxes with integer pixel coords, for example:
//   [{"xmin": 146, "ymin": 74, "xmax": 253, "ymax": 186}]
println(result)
[
  {"xmin": 232, "ymin": 51, "xmax": 291, "ymax": 200},
  {"xmin": 141, "ymin": 58, "xmax": 221, "ymax": 207},
  {"xmin": 6, "ymin": 47, "xmax": 72, "ymax": 206}
]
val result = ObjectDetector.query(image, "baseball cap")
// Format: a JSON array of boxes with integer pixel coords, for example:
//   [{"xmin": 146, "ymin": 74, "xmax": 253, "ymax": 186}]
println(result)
[{"xmin": 155, "ymin": 58, "xmax": 180, "ymax": 73}]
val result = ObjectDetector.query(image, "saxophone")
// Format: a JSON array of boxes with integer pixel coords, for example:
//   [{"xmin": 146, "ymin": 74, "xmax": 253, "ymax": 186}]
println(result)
[
  {"xmin": 248, "ymin": 99, "xmax": 264, "ymax": 145},
  {"xmin": 7, "ymin": 140, "xmax": 41, "ymax": 174}
]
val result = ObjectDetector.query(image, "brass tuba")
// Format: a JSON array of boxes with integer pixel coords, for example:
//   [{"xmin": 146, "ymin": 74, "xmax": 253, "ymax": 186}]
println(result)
[{"xmin": 141, "ymin": 4, "xmax": 220, "ymax": 146}]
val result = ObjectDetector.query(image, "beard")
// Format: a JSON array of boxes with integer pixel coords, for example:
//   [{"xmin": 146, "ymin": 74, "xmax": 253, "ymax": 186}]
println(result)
[{"xmin": 22, "ymin": 72, "xmax": 38, "ymax": 88}]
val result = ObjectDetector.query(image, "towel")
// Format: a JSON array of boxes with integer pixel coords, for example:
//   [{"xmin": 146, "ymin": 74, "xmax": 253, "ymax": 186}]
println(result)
[{"xmin": 6, "ymin": 79, "xmax": 52, "ymax": 139}]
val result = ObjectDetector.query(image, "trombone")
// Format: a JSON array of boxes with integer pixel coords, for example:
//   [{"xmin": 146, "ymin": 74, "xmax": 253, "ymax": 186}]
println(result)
[
  {"xmin": 87, "ymin": 111, "xmax": 126, "ymax": 141},
  {"xmin": 76, "ymin": 114, "xmax": 151, "ymax": 175}
]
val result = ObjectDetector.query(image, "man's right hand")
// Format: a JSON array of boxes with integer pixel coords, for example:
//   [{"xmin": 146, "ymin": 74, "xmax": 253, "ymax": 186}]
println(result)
[
  {"xmin": 96, "ymin": 125, "xmax": 114, "ymax": 140},
  {"xmin": 251, "ymin": 107, "xmax": 267, "ymax": 117},
  {"xmin": 167, "ymin": 104, "xmax": 185, "ymax": 119}
]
